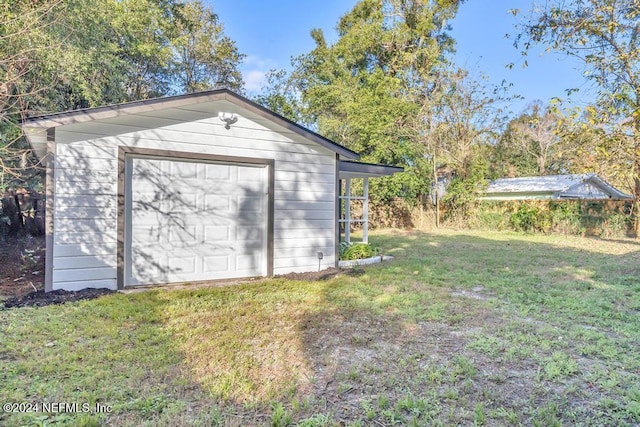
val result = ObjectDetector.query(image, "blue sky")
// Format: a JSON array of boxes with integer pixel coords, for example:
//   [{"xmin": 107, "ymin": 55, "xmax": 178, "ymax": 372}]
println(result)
[{"xmin": 211, "ymin": 0, "xmax": 594, "ymax": 116}]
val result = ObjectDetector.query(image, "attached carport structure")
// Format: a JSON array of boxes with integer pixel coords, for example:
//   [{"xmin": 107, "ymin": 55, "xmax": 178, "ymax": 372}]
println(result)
[{"xmin": 338, "ymin": 161, "xmax": 403, "ymax": 244}]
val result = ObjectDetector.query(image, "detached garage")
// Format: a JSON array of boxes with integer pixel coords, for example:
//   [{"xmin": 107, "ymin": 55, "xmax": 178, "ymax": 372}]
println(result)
[
  {"xmin": 125, "ymin": 152, "xmax": 271, "ymax": 286},
  {"xmin": 21, "ymin": 89, "xmax": 400, "ymax": 292}
]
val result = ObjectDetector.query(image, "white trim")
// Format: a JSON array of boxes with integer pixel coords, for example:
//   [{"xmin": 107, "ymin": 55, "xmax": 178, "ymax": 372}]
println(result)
[
  {"xmin": 363, "ymin": 178, "xmax": 369, "ymax": 244},
  {"xmin": 338, "ymin": 177, "xmax": 370, "ymax": 244},
  {"xmin": 338, "ymin": 255, "xmax": 394, "ymax": 268},
  {"xmin": 344, "ymin": 178, "xmax": 351, "ymax": 243}
]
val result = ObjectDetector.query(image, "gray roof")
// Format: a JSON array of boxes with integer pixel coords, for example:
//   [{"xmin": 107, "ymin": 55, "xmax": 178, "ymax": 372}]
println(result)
[
  {"xmin": 483, "ymin": 174, "xmax": 633, "ymax": 200},
  {"xmin": 339, "ymin": 160, "xmax": 403, "ymax": 179}
]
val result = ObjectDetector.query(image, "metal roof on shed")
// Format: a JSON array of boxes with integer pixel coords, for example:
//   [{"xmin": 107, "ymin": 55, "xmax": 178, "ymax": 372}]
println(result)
[{"xmin": 482, "ymin": 174, "xmax": 633, "ymax": 200}]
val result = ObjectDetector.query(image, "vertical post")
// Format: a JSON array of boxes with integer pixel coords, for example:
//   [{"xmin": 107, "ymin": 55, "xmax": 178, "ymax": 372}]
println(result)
[
  {"xmin": 345, "ymin": 177, "xmax": 351, "ymax": 243},
  {"xmin": 335, "ymin": 155, "xmax": 341, "ymax": 266},
  {"xmin": 362, "ymin": 177, "xmax": 369, "ymax": 244},
  {"xmin": 13, "ymin": 193, "xmax": 23, "ymax": 234},
  {"xmin": 433, "ymin": 153, "xmax": 440, "ymax": 228},
  {"xmin": 337, "ymin": 179, "xmax": 343, "ymax": 242},
  {"xmin": 45, "ymin": 128, "xmax": 55, "ymax": 292}
]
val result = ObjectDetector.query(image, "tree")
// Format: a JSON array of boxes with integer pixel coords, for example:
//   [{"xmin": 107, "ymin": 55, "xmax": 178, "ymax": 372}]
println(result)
[
  {"xmin": 253, "ymin": 69, "xmax": 308, "ymax": 125},
  {"xmin": 259, "ymin": 0, "xmax": 463, "ymax": 204},
  {"xmin": 557, "ymin": 106, "xmax": 636, "ymax": 193},
  {"xmin": 104, "ymin": 0, "xmax": 175, "ymax": 101},
  {"xmin": 514, "ymin": 0, "xmax": 640, "ymax": 232},
  {"xmin": 170, "ymin": 0, "xmax": 244, "ymax": 93},
  {"xmin": 427, "ymin": 69, "xmax": 504, "ymax": 180},
  {"xmin": 493, "ymin": 101, "xmax": 561, "ymax": 177},
  {"xmin": 420, "ymin": 69, "xmax": 503, "ymax": 221},
  {"xmin": 0, "ymin": 0, "xmax": 64, "ymax": 191},
  {"xmin": 492, "ymin": 126, "xmax": 540, "ymax": 178},
  {"xmin": 0, "ymin": 0, "xmax": 244, "ymax": 191}
]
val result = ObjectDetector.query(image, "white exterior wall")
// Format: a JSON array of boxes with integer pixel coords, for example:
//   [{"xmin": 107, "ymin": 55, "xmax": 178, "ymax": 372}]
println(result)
[{"xmin": 51, "ymin": 113, "xmax": 337, "ymax": 291}]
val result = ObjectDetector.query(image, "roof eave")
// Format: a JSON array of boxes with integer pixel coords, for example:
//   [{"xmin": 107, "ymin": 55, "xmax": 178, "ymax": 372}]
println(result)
[
  {"xmin": 339, "ymin": 160, "xmax": 403, "ymax": 179},
  {"xmin": 479, "ymin": 191, "xmax": 554, "ymax": 200},
  {"xmin": 20, "ymin": 89, "xmax": 360, "ymax": 160},
  {"xmin": 565, "ymin": 175, "xmax": 635, "ymax": 200}
]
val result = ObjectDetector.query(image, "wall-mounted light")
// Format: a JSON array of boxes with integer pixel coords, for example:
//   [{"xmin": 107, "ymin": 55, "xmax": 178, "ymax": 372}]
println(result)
[{"xmin": 218, "ymin": 112, "xmax": 238, "ymax": 129}]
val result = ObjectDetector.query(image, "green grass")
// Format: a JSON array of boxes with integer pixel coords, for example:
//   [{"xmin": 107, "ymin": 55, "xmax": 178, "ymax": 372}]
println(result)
[{"xmin": 1, "ymin": 229, "xmax": 639, "ymax": 426}]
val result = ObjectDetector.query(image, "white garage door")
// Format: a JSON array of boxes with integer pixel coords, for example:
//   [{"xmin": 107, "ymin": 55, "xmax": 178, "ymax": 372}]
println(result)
[{"xmin": 125, "ymin": 156, "xmax": 268, "ymax": 286}]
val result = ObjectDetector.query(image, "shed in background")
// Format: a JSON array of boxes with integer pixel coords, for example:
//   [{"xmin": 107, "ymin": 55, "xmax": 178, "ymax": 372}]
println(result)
[{"xmin": 480, "ymin": 174, "xmax": 633, "ymax": 201}]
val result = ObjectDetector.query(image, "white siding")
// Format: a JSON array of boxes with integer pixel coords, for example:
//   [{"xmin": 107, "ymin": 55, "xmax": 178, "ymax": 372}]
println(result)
[{"xmin": 51, "ymin": 112, "xmax": 337, "ymax": 290}]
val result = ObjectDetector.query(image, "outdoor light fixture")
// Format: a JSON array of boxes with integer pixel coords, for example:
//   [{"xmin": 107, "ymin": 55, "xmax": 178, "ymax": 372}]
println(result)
[
  {"xmin": 317, "ymin": 251, "xmax": 323, "ymax": 271},
  {"xmin": 218, "ymin": 112, "xmax": 238, "ymax": 129}
]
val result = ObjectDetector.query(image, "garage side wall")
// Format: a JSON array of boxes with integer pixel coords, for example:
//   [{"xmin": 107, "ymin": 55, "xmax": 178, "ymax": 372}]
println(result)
[{"xmin": 51, "ymin": 114, "xmax": 337, "ymax": 290}]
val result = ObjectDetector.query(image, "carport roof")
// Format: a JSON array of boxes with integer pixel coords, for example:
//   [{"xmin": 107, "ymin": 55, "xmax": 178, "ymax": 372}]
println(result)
[{"xmin": 339, "ymin": 160, "xmax": 404, "ymax": 179}]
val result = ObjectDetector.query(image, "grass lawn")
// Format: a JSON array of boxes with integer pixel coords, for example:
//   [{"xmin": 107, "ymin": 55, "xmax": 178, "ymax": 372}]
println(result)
[{"xmin": 1, "ymin": 229, "xmax": 639, "ymax": 426}]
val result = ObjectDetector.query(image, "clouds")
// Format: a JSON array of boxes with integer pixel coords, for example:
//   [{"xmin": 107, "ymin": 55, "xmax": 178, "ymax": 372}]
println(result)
[
  {"xmin": 242, "ymin": 55, "xmax": 279, "ymax": 93},
  {"xmin": 244, "ymin": 70, "xmax": 267, "ymax": 92}
]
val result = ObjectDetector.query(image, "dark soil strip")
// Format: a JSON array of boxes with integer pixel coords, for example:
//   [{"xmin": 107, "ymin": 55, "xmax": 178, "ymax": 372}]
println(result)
[{"xmin": 3, "ymin": 289, "xmax": 116, "ymax": 309}]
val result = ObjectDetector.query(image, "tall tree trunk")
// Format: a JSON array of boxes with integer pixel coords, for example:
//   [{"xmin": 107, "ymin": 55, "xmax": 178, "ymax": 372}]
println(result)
[
  {"xmin": 634, "ymin": 158, "xmax": 640, "ymax": 238},
  {"xmin": 635, "ymin": 121, "xmax": 640, "ymax": 238},
  {"xmin": 538, "ymin": 148, "xmax": 546, "ymax": 175},
  {"xmin": 433, "ymin": 153, "xmax": 440, "ymax": 228}
]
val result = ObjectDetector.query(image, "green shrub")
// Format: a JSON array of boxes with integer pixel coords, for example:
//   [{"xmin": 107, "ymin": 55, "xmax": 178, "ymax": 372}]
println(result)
[
  {"xmin": 470, "ymin": 202, "xmax": 511, "ymax": 230},
  {"xmin": 601, "ymin": 213, "xmax": 631, "ymax": 238},
  {"xmin": 467, "ymin": 200, "xmax": 631, "ymax": 236},
  {"xmin": 549, "ymin": 201, "xmax": 585, "ymax": 235},
  {"xmin": 339, "ymin": 242, "xmax": 378, "ymax": 260},
  {"xmin": 510, "ymin": 203, "xmax": 550, "ymax": 233}
]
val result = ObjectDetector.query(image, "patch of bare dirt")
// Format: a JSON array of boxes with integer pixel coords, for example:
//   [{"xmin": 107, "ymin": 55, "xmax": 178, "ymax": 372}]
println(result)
[
  {"xmin": 0, "ymin": 235, "xmax": 115, "ymax": 308},
  {"xmin": 0, "ymin": 235, "xmax": 45, "ymax": 299},
  {"xmin": 451, "ymin": 285, "xmax": 493, "ymax": 300},
  {"xmin": 274, "ymin": 267, "xmax": 365, "ymax": 281}
]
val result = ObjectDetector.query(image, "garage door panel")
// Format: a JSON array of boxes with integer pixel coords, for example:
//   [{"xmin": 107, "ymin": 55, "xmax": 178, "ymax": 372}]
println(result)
[
  {"xmin": 167, "ymin": 194, "xmax": 199, "ymax": 213},
  {"xmin": 132, "ymin": 160, "xmax": 163, "ymax": 176},
  {"xmin": 204, "ymin": 195, "xmax": 231, "ymax": 211},
  {"xmin": 203, "ymin": 255, "xmax": 230, "ymax": 273},
  {"xmin": 169, "ymin": 161, "xmax": 200, "ymax": 179},
  {"xmin": 171, "ymin": 216, "xmax": 234, "ymax": 227},
  {"xmin": 204, "ymin": 164, "xmax": 231, "ymax": 179},
  {"xmin": 145, "ymin": 243, "xmax": 230, "ymax": 256},
  {"xmin": 133, "ymin": 175, "xmax": 173, "ymax": 189},
  {"xmin": 236, "ymin": 227, "xmax": 263, "ymax": 241},
  {"xmin": 168, "ymin": 256, "xmax": 197, "ymax": 274},
  {"xmin": 133, "ymin": 191, "xmax": 172, "ymax": 205},
  {"xmin": 132, "ymin": 226, "xmax": 167, "ymax": 243},
  {"xmin": 127, "ymin": 156, "xmax": 267, "ymax": 286},
  {"xmin": 235, "ymin": 254, "xmax": 262, "ymax": 271},
  {"xmin": 169, "ymin": 225, "xmax": 199, "ymax": 244},
  {"xmin": 236, "ymin": 180, "xmax": 267, "ymax": 192},
  {"xmin": 200, "ymin": 183, "xmax": 256, "ymax": 194},
  {"xmin": 131, "ymin": 254, "xmax": 161, "ymax": 281},
  {"xmin": 204, "ymin": 225, "xmax": 231, "ymax": 241},
  {"xmin": 131, "ymin": 202, "xmax": 171, "ymax": 217},
  {"xmin": 132, "ymin": 213, "xmax": 184, "ymax": 227},
  {"xmin": 238, "ymin": 167, "xmax": 264, "ymax": 182},
  {"xmin": 238, "ymin": 196, "xmax": 263, "ymax": 213}
]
